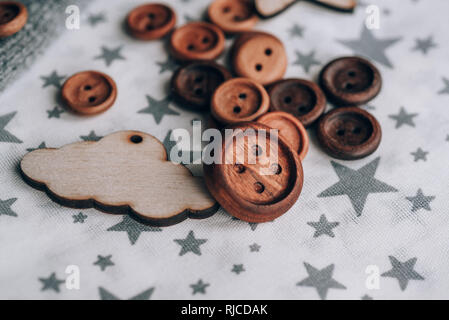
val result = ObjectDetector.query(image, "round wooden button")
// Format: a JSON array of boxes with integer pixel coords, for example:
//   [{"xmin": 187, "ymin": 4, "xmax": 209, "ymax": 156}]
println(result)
[
  {"xmin": 126, "ymin": 3, "xmax": 176, "ymax": 40},
  {"xmin": 257, "ymin": 111, "xmax": 309, "ymax": 161},
  {"xmin": 0, "ymin": 1, "xmax": 27, "ymax": 38},
  {"xmin": 169, "ymin": 22, "xmax": 225, "ymax": 61},
  {"xmin": 171, "ymin": 61, "xmax": 232, "ymax": 110},
  {"xmin": 203, "ymin": 122, "xmax": 303, "ymax": 223},
  {"xmin": 61, "ymin": 71, "xmax": 117, "ymax": 115},
  {"xmin": 268, "ymin": 78, "xmax": 327, "ymax": 127},
  {"xmin": 231, "ymin": 31, "xmax": 287, "ymax": 85},
  {"xmin": 319, "ymin": 56, "xmax": 382, "ymax": 106},
  {"xmin": 316, "ymin": 107, "xmax": 381, "ymax": 160},
  {"xmin": 211, "ymin": 78, "xmax": 269, "ymax": 125},
  {"xmin": 208, "ymin": 0, "xmax": 258, "ymax": 34}
]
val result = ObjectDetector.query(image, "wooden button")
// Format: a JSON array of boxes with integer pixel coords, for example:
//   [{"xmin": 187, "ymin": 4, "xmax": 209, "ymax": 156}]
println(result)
[
  {"xmin": 211, "ymin": 78, "xmax": 269, "ymax": 125},
  {"xmin": 203, "ymin": 122, "xmax": 303, "ymax": 223},
  {"xmin": 171, "ymin": 61, "xmax": 232, "ymax": 110},
  {"xmin": 257, "ymin": 111, "xmax": 309, "ymax": 161},
  {"xmin": 0, "ymin": 1, "xmax": 27, "ymax": 38},
  {"xmin": 316, "ymin": 107, "xmax": 381, "ymax": 160},
  {"xmin": 268, "ymin": 78, "xmax": 326, "ymax": 127},
  {"xmin": 231, "ymin": 32, "xmax": 287, "ymax": 85},
  {"xmin": 126, "ymin": 3, "xmax": 176, "ymax": 40},
  {"xmin": 169, "ymin": 22, "xmax": 225, "ymax": 61},
  {"xmin": 208, "ymin": 0, "xmax": 258, "ymax": 34},
  {"xmin": 319, "ymin": 56, "xmax": 382, "ymax": 106},
  {"xmin": 61, "ymin": 71, "xmax": 117, "ymax": 115}
]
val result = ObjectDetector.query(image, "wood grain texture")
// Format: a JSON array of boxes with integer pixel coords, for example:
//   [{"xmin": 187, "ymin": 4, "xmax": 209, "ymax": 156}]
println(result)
[
  {"xmin": 254, "ymin": 0, "xmax": 356, "ymax": 18},
  {"xmin": 126, "ymin": 3, "xmax": 176, "ymax": 40},
  {"xmin": 20, "ymin": 131, "xmax": 218, "ymax": 226},
  {"xmin": 208, "ymin": 0, "xmax": 258, "ymax": 34}
]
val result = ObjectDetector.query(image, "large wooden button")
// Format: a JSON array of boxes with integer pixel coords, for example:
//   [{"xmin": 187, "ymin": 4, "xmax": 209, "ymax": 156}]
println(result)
[
  {"xmin": 257, "ymin": 111, "xmax": 309, "ymax": 161},
  {"xmin": 0, "ymin": 1, "xmax": 27, "ymax": 38},
  {"xmin": 169, "ymin": 22, "xmax": 225, "ymax": 61},
  {"xmin": 208, "ymin": 0, "xmax": 258, "ymax": 34},
  {"xmin": 171, "ymin": 61, "xmax": 232, "ymax": 110},
  {"xmin": 231, "ymin": 32, "xmax": 287, "ymax": 85},
  {"xmin": 61, "ymin": 71, "xmax": 117, "ymax": 115},
  {"xmin": 319, "ymin": 56, "xmax": 382, "ymax": 106},
  {"xmin": 268, "ymin": 78, "xmax": 326, "ymax": 127},
  {"xmin": 203, "ymin": 122, "xmax": 303, "ymax": 223},
  {"xmin": 316, "ymin": 107, "xmax": 381, "ymax": 160},
  {"xmin": 126, "ymin": 3, "xmax": 176, "ymax": 40},
  {"xmin": 211, "ymin": 78, "xmax": 269, "ymax": 124}
]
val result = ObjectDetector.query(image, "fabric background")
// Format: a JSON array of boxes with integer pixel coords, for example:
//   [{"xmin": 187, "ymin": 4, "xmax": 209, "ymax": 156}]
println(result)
[{"xmin": 0, "ymin": 0, "xmax": 448, "ymax": 300}]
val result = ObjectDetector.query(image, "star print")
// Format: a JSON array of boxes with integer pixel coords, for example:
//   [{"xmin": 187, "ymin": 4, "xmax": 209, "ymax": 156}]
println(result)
[
  {"xmin": 289, "ymin": 24, "xmax": 304, "ymax": 38},
  {"xmin": 0, "ymin": 198, "xmax": 18, "ymax": 218},
  {"xmin": 27, "ymin": 142, "xmax": 46, "ymax": 152},
  {"xmin": 412, "ymin": 36, "xmax": 437, "ymax": 55},
  {"xmin": 138, "ymin": 95, "xmax": 180, "ymax": 124},
  {"xmin": 307, "ymin": 214, "xmax": 339, "ymax": 238},
  {"xmin": 249, "ymin": 243, "xmax": 261, "ymax": 252},
  {"xmin": 319, "ymin": 158, "xmax": 398, "ymax": 217},
  {"xmin": 406, "ymin": 189, "xmax": 435, "ymax": 212},
  {"xmin": 80, "ymin": 131, "xmax": 103, "ymax": 142},
  {"xmin": 94, "ymin": 46, "xmax": 125, "ymax": 67},
  {"xmin": 446, "ymin": 135, "xmax": 449, "ymax": 142},
  {"xmin": 381, "ymin": 256, "xmax": 424, "ymax": 291},
  {"xmin": 88, "ymin": 13, "xmax": 106, "ymax": 27},
  {"xmin": 361, "ymin": 294, "xmax": 373, "ymax": 300},
  {"xmin": 47, "ymin": 106, "xmax": 65, "ymax": 119},
  {"xmin": 39, "ymin": 273, "xmax": 65, "ymax": 293},
  {"xmin": 190, "ymin": 279, "xmax": 209, "ymax": 295},
  {"xmin": 107, "ymin": 215, "xmax": 162, "ymax": 245},
  {"xmin": 293, "ymin": 50, "xmax": 320, "ymax": 73},
  {"xmin": 72, "ymin": 212, "xmax": 87, "ymax": 223},
  {"xmin": 40, "ymin": 71, "xmax": 65, "ymax": 88},
  {"xmin": 297, "ymin": 263, "xmax": 346, "ymax": 300},
  {"xmin": 0, "ymin": 112, "xmax": 22, "ymax": 143},
  {"xmin": 184, "ymin": 14, "xmax": 196, "ymax": 22},
  {"xmin": 337, "ymin": 25, "xmax": 401, "ymax": 68},
  {"xmin": 438, "ymin": 77, "xmax": 449, "ymax": 95},
  {"xmin": 156, "ymin": 57, "xmax": 179, "ymax": 74},
  {"xmin": 410, "ymin": 148, "xmax": 428, "ymax": 162},
  {"xmin": 94, "ymin": 255, "xmax": 114, "ymax": 271},
  {"xmin": 99, "ymin": 287, "xmax": 154, "ymax": 300},
  {"xmin": 174, "ymin": 231, "xmax": 207, "ymax": 256},
  {"xmin": 232, "ymin": 217, "xmax": 260, "ymax": 231},
  {"xmin": 388, "ymin": 107, "xmax": 418, "ymax": 129},
  {"xmin": 232, "ymin": 264, "xmax": 245, "ymax": 275}
]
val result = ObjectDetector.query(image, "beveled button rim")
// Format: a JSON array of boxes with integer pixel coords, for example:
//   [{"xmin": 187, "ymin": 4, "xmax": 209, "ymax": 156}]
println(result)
[
  {"xmin": 126, "ymin": 3, "xmax": 176, "ymax": 40},
  {"xmin": 208, "ymin": 0, "xmax": 258, "ymax": 34},
  {"xmin": 0, "ymin": 1, "xmax": 28, "ymax": 38}
]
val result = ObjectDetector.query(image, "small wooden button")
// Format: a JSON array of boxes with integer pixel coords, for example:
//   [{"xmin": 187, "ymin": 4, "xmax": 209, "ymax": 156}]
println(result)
[
  {"xmin": 169, "ymin": 22, "xmax": 225, "ymax": 61},
  {"xmin": 0, "ymin": 1, "xmax": 27, "ymax": 38},
  {"xmin": 231, "ymin": 31, "xmax": 287, "ymax": 85},
  {"xmin": 211, "ymin": 78, "xmax": 269, "ymax": 125},
  {"xmin": 319, "ymin": 56, "xmax": 382, "ymax": 106},
  {"xmin": 257, "ymin": 111, "xmax": 309, "ymax": 161},
  {"xmin": 61, "ymin": 71, "xmax": 117, "ymax": 115},
  {"xmin": 126, "ymin": 3, "xmax": 176, "ymax": 40},
  {"xmin": 203, "ymin": 122, "xmax": 303, "ymax": 223},
  {"xmin": 208, "ymin": 0, "xmax": 258, "ymax": 34},
  {"xmin": 316, "ymin": 107, "xmax": 381, "ymax": 160},
  {"xmin": 268, "ymin": 78, "xmax": 326, "ymax": 127},
  {"xmin": 171, "ymin": 61, "xmax": 232, "ymax": 110}
]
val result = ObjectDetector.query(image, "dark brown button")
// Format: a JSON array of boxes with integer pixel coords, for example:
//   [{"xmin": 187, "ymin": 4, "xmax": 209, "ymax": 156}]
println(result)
[
  {"xmin": 208, "ymin": 0, "xmax": 258, "ymax": 34},
  {"xmin": 203, "ymin": 122, "xmax": 303, "ymax": 223},
  {"xmin": 0, "ymin": 1, "xmax": 27, "ymax": 38},
  {"xmin": 257, "ymin": 111, "xmax": 309, "ymax": 161},
  {"xmin": 319, "ymin": 56, "xmax": 382, "ymax": 106},
  {"xmin": 231, "ymin": 32, "xmax": 287, "ymax": 85},
  {"xmin": 171, "ymin": 61, "xmax": 232, "ymax": 110},
  {"xmin": 211, "ymin": 78, "xmax": 269, "ymax": 125},
  {"xmin": 169, "ymin": 22, "xmax": 225, "ymax": 61},
  {"xmin": 316, "ymin": 107, "xmax": 381, "ymax": 160},
  {"xmin": 61, "ymin": 71, "xmax": 117, "ymax": 115},
  {"xmin": 126, "ymin": 3, "xmax": 176, "ymax": 40},
  {"xmin": 268, "ymin": 78, "xmax": 327, "ymax": 127}
]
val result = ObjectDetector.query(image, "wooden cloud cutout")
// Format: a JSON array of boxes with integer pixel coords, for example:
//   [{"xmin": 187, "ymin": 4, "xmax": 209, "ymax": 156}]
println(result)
[{"xmin": 20, "ymin": 131, "xmax": 218, "ymax": 226}]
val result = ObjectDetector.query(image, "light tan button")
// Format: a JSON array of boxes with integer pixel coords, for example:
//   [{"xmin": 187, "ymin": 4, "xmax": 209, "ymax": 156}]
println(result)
[
  {"xmin": 0, "ymin": 1, "xmax": 27, "ymax": 38},
  {"xmin": 208, "ymin": 0, "xmax": 258, "ymax": 34},
  {"xmin": 169, "ymin": 22, "xmax": 225, "ymax": 61},
  {"xmin": 231, "ymin": 32, "xmax": 287, "ymax": 85},
  {"xmin": 61, "ymin": 71, "xmax": 117, "ymax": 115},
  {"xmin": 211, "ymin": 78, "xmax": 269, "ymax": 125},
  {"xmin": 126, "ymin": 3, "xmax": 176, "ymax": 40}
]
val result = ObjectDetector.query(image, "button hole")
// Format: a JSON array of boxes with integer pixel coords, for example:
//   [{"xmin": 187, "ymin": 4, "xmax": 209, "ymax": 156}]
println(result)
[
  {"xmin": 130, "ymin": 135, "xmax": 143, "ymax": 144},
  {"xmin": 265, "ymin": 48, "xmax": 272, "ymax": 56},
  {"xmin": 223, "ymin": 6, "xmax": 231, "ymax": 13},
  {"xmin": 353, "ymin": 127, "xmax": 362, "ymax": 134},
  {"xmin": 202, "ymin": 37, "xmax": 209, "ymax": 44},
  {"xmin": 194, "ymin": 76, "xmax": 204, "ymax": 83},
  {"xmin": 298, "ymin": 105, "xmax": 308, "ymax": 113},
  {"xmin": 234, "ymin": 164, "xmax": 245, "ymax": 174},
  {"xmin": 88, "ymin": 96, "xmax": 97, "ymax": 103},
  {"xmin": 84, "ymin": 85, "xmax": 92, "ymax": 91},
  {"xmin": 348, "ymin": 70, "xmax": 356, "ymax": 77},
  {"xmin": 254, "ymin": 182, "xmax": 265, "ymax": 194},
  {"xmin": 148, "ymin": 13, "xmax": 155, "ymax": 19},
  {"xmin": 187, "ymin": 44, "xmax": 195, "ymax": 51},
  {"xmin": 233, "ymin": 106, "xmax": 241, "ymax": 114},
  {"xmin": 255, "ymin": 64, "xmax": 263, "ymax": 72},
  {"xmin": 239, "ymin": 93, "xmax": 247, "ymax": 99},
  {"xmin": 284, "ymin": 96, "xmax": 292, "ymax": 104},
  {"xmin": 344, "ymin": 82, "xmax": 354, "ymax": 90},
  {"xmin": 252, "ymin": 145, "xmax": 262, "ymax": 156},
  {"xmin": 337, "ymin": 129, "xmax": 345, "ymax": 136},
  {"xmin": 194, "ymin": 88, "xmax": 203, "ymax": 96},
  {"xmin": 271, "ymin": 163, "xmax": 282, "ymax": 175}
]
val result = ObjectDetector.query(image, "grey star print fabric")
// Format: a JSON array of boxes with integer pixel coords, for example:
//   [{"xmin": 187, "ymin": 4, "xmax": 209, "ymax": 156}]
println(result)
[{"xmin": 0, "ymin": 0, "xmax": 448, "ymax": 300}]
